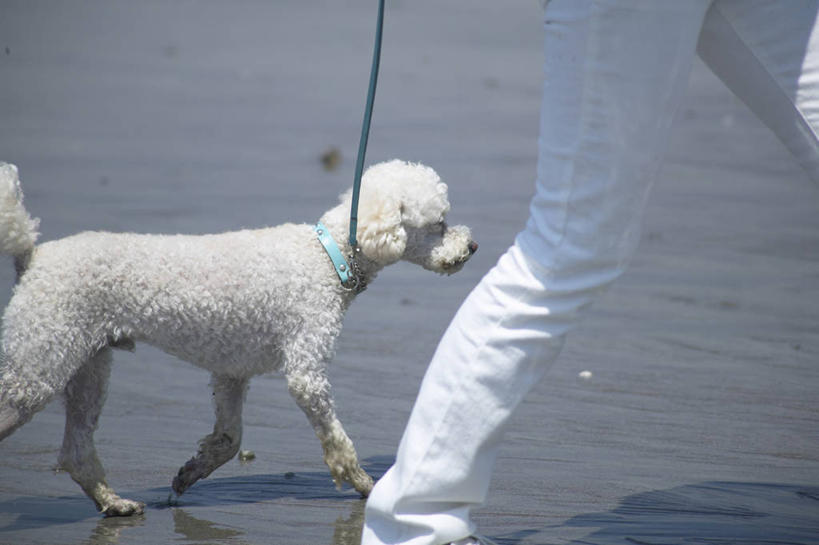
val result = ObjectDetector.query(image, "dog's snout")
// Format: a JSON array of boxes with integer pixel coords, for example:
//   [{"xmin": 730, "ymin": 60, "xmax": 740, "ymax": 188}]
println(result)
[{"xmin": 468, "ymin": 241, "xmax": 478, "ymax": 255}]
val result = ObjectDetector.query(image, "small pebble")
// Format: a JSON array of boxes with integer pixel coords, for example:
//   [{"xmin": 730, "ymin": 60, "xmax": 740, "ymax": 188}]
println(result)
[
  {"xmin": 578, "ymin": 370, "xmax": 593, "ymax": 380},
  {"xmin": 238, "ymin": 449, "xmax": 255, "ymax": 462}
]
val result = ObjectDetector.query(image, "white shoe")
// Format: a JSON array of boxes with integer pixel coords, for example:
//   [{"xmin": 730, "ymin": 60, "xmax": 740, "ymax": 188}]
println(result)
[{"xmin": 450, "ymin": 536, "xmax": 498, "ymax": 545}]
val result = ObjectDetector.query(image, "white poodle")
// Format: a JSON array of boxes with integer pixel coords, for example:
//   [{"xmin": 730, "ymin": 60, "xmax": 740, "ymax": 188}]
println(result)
[{"xmin": 0, "ymin": 160, "xmax": 476, "ymax": 516}]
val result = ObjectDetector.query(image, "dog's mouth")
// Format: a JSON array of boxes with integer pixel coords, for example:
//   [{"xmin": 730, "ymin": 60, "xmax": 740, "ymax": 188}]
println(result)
[{"xmin": 440, "ymin": 262, "xmax": 466, "ymax": 275}]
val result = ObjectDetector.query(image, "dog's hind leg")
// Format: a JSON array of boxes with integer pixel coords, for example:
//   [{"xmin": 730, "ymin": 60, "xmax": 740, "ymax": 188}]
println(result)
[
  {"xmin": 58, "ymin": 347, "xmax": 144, "ymax": 516},
  {"xmin": 172, "ymin": 374, "xmax": 248, "ymax": 496},
  {"xmin": 1, "ymin": 300, "xmax": 106, "ymax": 442},
  {"xmin": 286, "ymin": 368, "xmax": 374, "ymax": 497}
]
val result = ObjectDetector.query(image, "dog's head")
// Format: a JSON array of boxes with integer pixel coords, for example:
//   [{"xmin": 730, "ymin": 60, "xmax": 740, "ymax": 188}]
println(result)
[{"xmin": 351, "ymin": 160, "xmax": 476, "ymax": 274}]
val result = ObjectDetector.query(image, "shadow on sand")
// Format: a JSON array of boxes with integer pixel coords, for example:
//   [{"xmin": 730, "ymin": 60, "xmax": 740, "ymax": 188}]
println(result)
[{"xmin": 496, "ymin": 481, "xmax": 819, "ymax": 545}]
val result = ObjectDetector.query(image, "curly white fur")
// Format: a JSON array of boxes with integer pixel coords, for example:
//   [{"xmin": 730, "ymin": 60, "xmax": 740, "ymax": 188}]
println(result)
[{"xmin": 0, "ymin": 159, "xmax": 476, "ymax": 516}]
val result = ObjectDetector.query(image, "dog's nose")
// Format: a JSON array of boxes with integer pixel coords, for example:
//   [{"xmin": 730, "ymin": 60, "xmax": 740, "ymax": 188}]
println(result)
[{"xmin": 468, "ymin": 241, "xmax": 478, "ymax": 254}]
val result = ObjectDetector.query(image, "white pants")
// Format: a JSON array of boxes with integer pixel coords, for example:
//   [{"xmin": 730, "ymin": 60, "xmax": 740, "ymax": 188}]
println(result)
[{"xmin": 362, "ymin": 2, "xmax": 819, "ymax": 544}]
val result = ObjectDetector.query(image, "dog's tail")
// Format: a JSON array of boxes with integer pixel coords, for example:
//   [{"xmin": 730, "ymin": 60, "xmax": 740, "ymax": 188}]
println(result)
[{"xmin": 0, "ymin": 163, "xmax": 40, "ymax": 275}]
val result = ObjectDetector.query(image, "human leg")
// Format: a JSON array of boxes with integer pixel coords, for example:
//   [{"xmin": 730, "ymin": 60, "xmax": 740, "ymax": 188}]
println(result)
[
  {"xmin": 361, "ymin": 2, "xmax": 711, "ymax": 544},
  {"xmin": 697, "ymin": 0, "xmax": 819, "ymax": 182}
]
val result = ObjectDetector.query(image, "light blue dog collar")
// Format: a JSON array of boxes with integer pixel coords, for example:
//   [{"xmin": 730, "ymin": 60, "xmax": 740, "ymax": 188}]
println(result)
[{"xmin": 315, "ymin": 222, "xmax": 353, "ymax": 286}]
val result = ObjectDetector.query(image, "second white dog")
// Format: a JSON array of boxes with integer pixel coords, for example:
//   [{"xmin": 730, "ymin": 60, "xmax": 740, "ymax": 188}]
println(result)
[{"xmin": 0, "ymin": 159, "xmax": 476, "ymax": 516}]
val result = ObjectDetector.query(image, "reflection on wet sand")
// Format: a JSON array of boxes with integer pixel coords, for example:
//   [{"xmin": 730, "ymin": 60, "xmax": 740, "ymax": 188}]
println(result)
[
  {"xmin": 80, "ymin": 497, "xmax": 366, "ymax": 545},
  {"xmin": 81, "ymin": 514, "xmax": 145, "ymax": 545},
  {"xmin": 76, "ymin": 463, "xmax": 379, "ymax": 545},
  {"xmin": 171, "ymin": 508, "xmax": 251, "ymax": 545},
  {"xmin": 332, "ymin": 498, "xmax": 366, "ymax": 545},
  {"xmin": 0, "ymin": 463, "xmax": 380, "ymax": 545}
]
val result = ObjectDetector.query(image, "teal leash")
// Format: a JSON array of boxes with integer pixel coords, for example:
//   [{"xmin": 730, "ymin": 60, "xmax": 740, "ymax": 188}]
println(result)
[
  {"xmin": 316, "ymin": 0, "xmax": 385, "ymax": 293},
  {"xmin": 349, "ymin": 0, "xmax": 385, "ymax": 249}
]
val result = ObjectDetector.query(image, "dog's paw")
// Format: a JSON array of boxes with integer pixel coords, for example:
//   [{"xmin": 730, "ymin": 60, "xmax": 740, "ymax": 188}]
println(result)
[
  {"xmin": 102, "ymin": 498, "xmax": 145, "ymax": 517},
  {"xmin": 349, "ymin": 468, "xmax": 374, "ymax": 497},
  {"xmin": 172, "ymin": 458, "xmax": 201, "ymax": 496}
]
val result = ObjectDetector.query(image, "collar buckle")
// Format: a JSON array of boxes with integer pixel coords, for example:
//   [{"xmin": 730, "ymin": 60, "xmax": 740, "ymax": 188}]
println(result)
[{"xmin": 315, "ymin": 223, "xmax": 366, "ymax": 293}]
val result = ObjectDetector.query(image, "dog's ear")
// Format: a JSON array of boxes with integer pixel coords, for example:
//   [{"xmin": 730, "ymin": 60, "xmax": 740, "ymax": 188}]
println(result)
[{"xmin": 357, "ymin": 193, "xmax": 406, "ymax": 264}]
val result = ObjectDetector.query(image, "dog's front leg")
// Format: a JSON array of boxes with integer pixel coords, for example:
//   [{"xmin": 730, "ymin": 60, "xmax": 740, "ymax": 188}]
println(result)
[
  {"xmin": 172, "ymin": 374, "xmax": 248, "ymax": 496},
  {"xmin": 286, "ymin": 371, "xmax": 374, "ymax": 497}
]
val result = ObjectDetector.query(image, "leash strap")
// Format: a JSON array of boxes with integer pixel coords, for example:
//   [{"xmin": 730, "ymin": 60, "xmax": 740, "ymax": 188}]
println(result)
[
  {"xmin": 349, "ymin": 0, "xmax": 385, "ymax": 248},
  {"xmin": 315, "ymin": 223, "xmax": 353, "ymax": 285}
]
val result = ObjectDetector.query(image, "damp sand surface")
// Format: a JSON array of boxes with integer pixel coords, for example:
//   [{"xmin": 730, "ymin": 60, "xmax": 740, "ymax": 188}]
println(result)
[{"xmin": 1, "ymin": 2, "xmax": 818, "ymax": 544}]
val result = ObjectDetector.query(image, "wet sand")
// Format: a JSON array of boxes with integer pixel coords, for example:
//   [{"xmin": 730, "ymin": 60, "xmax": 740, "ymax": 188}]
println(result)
[{"xmin": 1, "ymin": 1, "xmax": 818, "ymax": 544}]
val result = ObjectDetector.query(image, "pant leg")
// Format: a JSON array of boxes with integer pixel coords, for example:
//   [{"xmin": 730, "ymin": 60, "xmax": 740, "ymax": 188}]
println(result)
[
  {"xmin": 698, "ymin": 0, "xmax": 819, "ymax": 182},
  {"xmin": 361, "ymin": 2, "xmax": 710, "ymax": 544}
]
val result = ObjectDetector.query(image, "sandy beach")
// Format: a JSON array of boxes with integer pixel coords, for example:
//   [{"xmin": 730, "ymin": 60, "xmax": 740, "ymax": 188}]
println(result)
[{"xmin": 1, "ymin": 1, "xmax": 818, "ymax": 544}]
